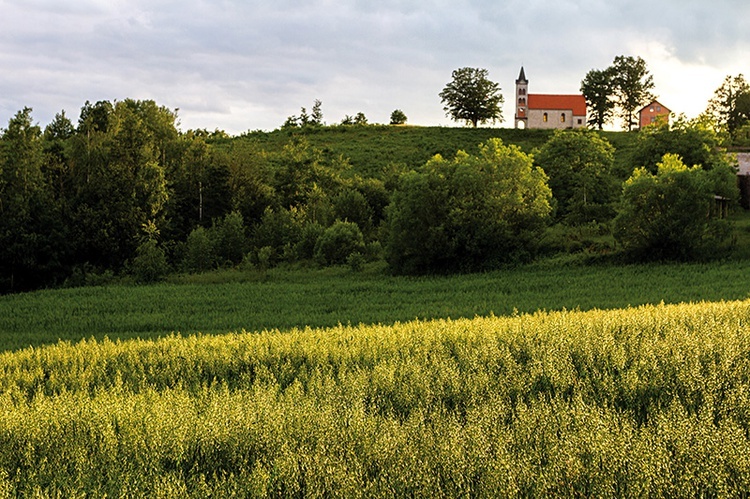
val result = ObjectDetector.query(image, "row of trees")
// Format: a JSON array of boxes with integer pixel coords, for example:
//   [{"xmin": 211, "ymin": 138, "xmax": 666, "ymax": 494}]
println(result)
[
  {"xmin": 581, "ymin": 56, "xmax": 655, "ymax": 131},
  {"xmin": 438, "ymin": 57, "xmax": 750, "ymax": 143},
  {"xmin": 282, "ymin": 100, "xmax": 409, "ymax": 128},
  {"xmin": 0, "ymin": 97, "xmax": 741, "ymax": 292},
  {"xmin": 436, "ymin": 56, "xmax": 656, "ymax": 130}
]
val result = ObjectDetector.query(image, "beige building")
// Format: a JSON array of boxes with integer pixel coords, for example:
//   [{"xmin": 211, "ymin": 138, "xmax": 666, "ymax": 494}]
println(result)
[{"xmin": 514, "ymin": 67, "xmax": 587, "ymax": 129}]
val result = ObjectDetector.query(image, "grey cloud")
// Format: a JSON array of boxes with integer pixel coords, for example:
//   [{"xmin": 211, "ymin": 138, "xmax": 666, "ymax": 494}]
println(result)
[{"xmin": 0, "ymin": 0, "xmax": 748, "ymax": 132}]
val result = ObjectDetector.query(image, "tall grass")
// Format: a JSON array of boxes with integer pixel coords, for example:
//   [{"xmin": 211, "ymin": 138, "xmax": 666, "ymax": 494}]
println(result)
[{"xmin": 2, "ymin": 300, "xmax": 750, "ymax": 496}]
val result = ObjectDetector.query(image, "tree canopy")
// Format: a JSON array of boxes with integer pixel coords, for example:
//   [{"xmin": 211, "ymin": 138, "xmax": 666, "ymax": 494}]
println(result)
[
  {"xmin": 385, "ymin": 138, "xmax": 551, "ymax": 274},
  {"xmin": 580, "ymin": 68, "xmax": 616, "ymax": 130},
  {"xmin": 706, "ymin": 74, "xmax": 750, "ymax": 138},
  {"xmin": 614, "ymin": 153, "xmax": 736, "ymax": 260},
  {"xmin": 630, "ymin": 116, "xmax": 730, "ymax": 174},
  {"xmin": 581, "ymin": 56, "xmax": 655, "ymax": 131},
  {"xmin": 534, "ymin": 129, "xmax": 617, "ymax": 224},
  {"xmin": 611, "ymin": 55, "xmax": 656, "ymax": 131},
  {"xmin": 439, "ymin": 68, "xmax": 504, "ymax": 128}
]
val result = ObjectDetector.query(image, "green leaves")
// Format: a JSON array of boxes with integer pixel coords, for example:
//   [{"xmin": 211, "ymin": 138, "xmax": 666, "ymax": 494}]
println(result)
[
  {"xmin": 706, "ymin": 74, "xmax": 750, "ymax": 138},
  {"xmin": 386, "ymin": 139, "xmax": 551, "ymax": 273},
  {"xmin": 614, "ymin": 153, "xmax": 734, "ymax": 260},
  {"xmin": 535, "ymin": 129, "xmax": 617, "ymax": 224},
  {"xmin": 439, "ymin": 67, "xmax": 504, "ymax": 127},
  {"xmin": 581, "ymin": 55, "xmax": 655, "ymax": 131}
]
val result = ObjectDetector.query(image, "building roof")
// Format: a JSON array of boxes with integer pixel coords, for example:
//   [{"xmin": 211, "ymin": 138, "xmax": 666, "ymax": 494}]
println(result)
[
  {"xmin": 528, "ymin": 94, "xmax": 586, "ymax": 116},
  {"xmin": 638, "ymin": 100, "xmax": 670, "ymax": 114}
]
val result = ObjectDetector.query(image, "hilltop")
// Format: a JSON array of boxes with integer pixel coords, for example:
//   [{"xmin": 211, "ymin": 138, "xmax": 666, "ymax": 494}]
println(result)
[{"xmin": 230, "ymin": 125, "xmax": 639, "ymax": 179}]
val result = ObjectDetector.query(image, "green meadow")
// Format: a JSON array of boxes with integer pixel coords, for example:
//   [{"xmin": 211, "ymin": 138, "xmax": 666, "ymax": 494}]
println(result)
[{"xmin": 1, "ymin": 256, "xmax": 750, "ymax": 352}]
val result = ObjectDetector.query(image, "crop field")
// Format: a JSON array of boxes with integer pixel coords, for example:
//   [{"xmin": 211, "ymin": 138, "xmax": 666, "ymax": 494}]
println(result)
[
  {"xmin": 2, "ymin": 258, "xmax": 750, "ymax": 352},
  {"xmin": 2, "ymin": 300, "xmax": 750, "ymax": 496}
]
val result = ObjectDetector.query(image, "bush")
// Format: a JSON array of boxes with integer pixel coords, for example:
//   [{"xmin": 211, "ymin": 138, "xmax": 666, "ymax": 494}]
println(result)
[
  {"xmin": 534, "ymin": 129, "xmax": 618, "ymax": 224},
  {"xmin": 130, "ymin": 239, "xmax": 169, "ymax": 283},
  {"xmin": 385, "ymin": 138, "xmax": 552, "ymax": 274},
  {"xmin": 332, "ymin": 190, "xmax": 374, "ymax": 237},
  {"xmin": 614, "ymin": 153, "xmax": 735, "ymax": 260},
  {"xmin": 314, "ymin": 221, "xmax": 366, "ymax": 266},
  {"xmin": 252, "ymin": 207, "xmax": 303, "ymax": 263},
  {"xmin": 295, "ymin": 222, "xmax": 325, "ymax": 261},
  {"xmin": 347, "ymin": 251, "xmax": 365, "ymax": 272},
  {"xmin": 213, "ymin": 211, "xmax": 247, "ymax": 265},
  {"xmin": 183, "ymin": 226, "xmax": 215, "ymax": 272}
]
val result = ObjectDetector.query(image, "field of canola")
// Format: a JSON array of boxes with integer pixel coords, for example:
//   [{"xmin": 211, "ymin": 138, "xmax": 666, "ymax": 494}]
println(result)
[{"xmin": 2, "ymin": 300, "xmax": 750, "ymax": 496}]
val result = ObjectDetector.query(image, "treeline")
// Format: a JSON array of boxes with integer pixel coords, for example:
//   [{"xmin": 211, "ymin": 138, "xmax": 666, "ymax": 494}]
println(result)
[{"xmin": 0, "ymin": 100, "xmax": 741, "ymax": 292}]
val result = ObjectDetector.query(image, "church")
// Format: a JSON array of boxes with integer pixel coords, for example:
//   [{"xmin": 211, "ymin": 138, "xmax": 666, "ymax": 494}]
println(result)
[{"xmin": 514, "ymin": 67, "xmax": 587, "ymax": 129}]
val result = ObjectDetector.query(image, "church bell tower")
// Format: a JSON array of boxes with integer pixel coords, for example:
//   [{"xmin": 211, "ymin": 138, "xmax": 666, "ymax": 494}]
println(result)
[{"xmin": 515, "ymin": 66, "xmax": 528, "ymax": 129}]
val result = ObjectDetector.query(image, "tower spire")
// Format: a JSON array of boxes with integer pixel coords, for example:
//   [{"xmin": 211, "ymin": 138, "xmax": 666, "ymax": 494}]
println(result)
[{"xmin": 516, "ymin": 66, "xmax": 527, "ymax": 83}]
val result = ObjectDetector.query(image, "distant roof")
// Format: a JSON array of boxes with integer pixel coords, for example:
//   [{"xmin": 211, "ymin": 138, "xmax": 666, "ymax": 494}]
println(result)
[
  {"xmin": 638, "ymin": 100, "xmax": 671, "ymax": 114},
  {"xmin": 528, "ymin": 94, "xmax": 586, "ymax": 116}
]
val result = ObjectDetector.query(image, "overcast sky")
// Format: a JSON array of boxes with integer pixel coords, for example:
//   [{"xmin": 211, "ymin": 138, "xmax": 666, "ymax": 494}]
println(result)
[{"xmin": 1, "ymin": 0, "xmax": 748, "ymax": 134}]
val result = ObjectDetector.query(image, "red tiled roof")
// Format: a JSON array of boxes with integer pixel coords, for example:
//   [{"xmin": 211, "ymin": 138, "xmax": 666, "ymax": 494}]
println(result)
[{"xmin": 528, "ymin": 94, "xmax": 586, "ymax": 116}]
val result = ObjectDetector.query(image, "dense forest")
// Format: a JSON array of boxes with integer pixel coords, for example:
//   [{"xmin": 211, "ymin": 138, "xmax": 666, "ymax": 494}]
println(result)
[{"xmin": 0, "ymin": 99, "xmax": 742, "ymax": 292}]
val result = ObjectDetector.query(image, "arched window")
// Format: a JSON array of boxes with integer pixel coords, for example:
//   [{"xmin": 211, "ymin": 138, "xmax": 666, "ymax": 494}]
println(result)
[
  {"xmin": 543, "ymin": 113, "xmax": 548, "ymax": 122},
  {"xmin": 560, "ymin": 113, "xmax": 566, "ymax": 123},
  {"xmin": 518, "ymin": 98, "xmax": 526, "ymax": 106}
]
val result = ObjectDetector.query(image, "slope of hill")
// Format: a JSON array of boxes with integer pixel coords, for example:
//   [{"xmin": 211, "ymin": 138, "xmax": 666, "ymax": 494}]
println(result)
[{"xmin": 233, "ymin": 125, "xmax": 639, "ymax": 178}]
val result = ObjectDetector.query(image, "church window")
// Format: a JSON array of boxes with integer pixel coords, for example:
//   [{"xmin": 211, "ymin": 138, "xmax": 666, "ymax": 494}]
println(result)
[
  {"xmin": 543, "ymin": 113, "xmax": 548, "ymax": 122},
  {"xmin": 560, "ymin": 113, "xmax": 566, "ymax": 123},
  {"xmin": 519, "ymin": 98, "xmax": 526, "ymax": 105}
]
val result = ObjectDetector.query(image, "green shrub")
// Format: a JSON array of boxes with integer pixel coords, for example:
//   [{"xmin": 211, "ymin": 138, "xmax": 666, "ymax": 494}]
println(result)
[
  {"xmin": 252, "ymin": 207, "xmax": 302, "ymax": 262},
  {"xmin": 213, "ymin": 211, "xmax": 247, "ymax": 265},
  {"xmin": 534, "ymin": 129, "xmax": 618, "ymax": 224},
  {"xmin": 614, "ymin": 153, "xmax": 736, "ymax": 260},
  {"xmin": 314, "ymin": 221, "xmax": 366, "ymax": 266},
  {"xmin": 183, "ymin": 226, "xmax": 215, "ymax": 272},
  {"xmin": 332, "ymin": 190, "xmax": 374, "ymax": 237},
  {"xmin": 295, "ymin": 222, "xmax": 325, "ymax": 261},
  {"xmin": 347, "ymin": 251, "xmax": 365, "ymax": 272},
  {"xmin": 130, "ymin": 239, "xmax": 169, "ymax": 283},
  {"xmin": 385, "ymin": 138, "xmax": 552, "ymax": 274}
]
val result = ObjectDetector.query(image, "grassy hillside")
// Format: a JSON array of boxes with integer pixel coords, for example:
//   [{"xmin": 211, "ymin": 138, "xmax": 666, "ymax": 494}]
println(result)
[
  {"xmin": 3, "ymin": 300, "xmax": 750, "ymax": 496},
  {"xmin": 235, "ymin": 125, "xmax": 639, "ymax": 178},
  {"xmin": 2, "ymin": 257, "xmax": 750, "ymax": 352}
]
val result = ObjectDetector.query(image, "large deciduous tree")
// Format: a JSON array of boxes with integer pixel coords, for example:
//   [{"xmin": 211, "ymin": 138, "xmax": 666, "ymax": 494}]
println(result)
[
  {"xmin": 611, "ymin": 55, "xmax": 655, "ymax": 131},
  {"xmin": 580, "ymin": 68, "xmax": 616, "ymax": 130},
  {"xmin": 581, "ymin": 55, "xmax": 655, "ymax": 131},
  {"xmin": 68, "ymin": 99, "xmax": 174, "ymax": 270},
  {"xmin": 705, "ymin": 74, "xmax": 750, "ymax": 137},
  {"xmin": 534, "ymin": 129, "xmax": 617, "ymax": 224},
  {"xmin": 0, "ymin": 108, "xmax": 67, "ymax": 291},
  {"xmin": 439, "ymin": 67, "xmax": 504, "ymax": 127}
]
